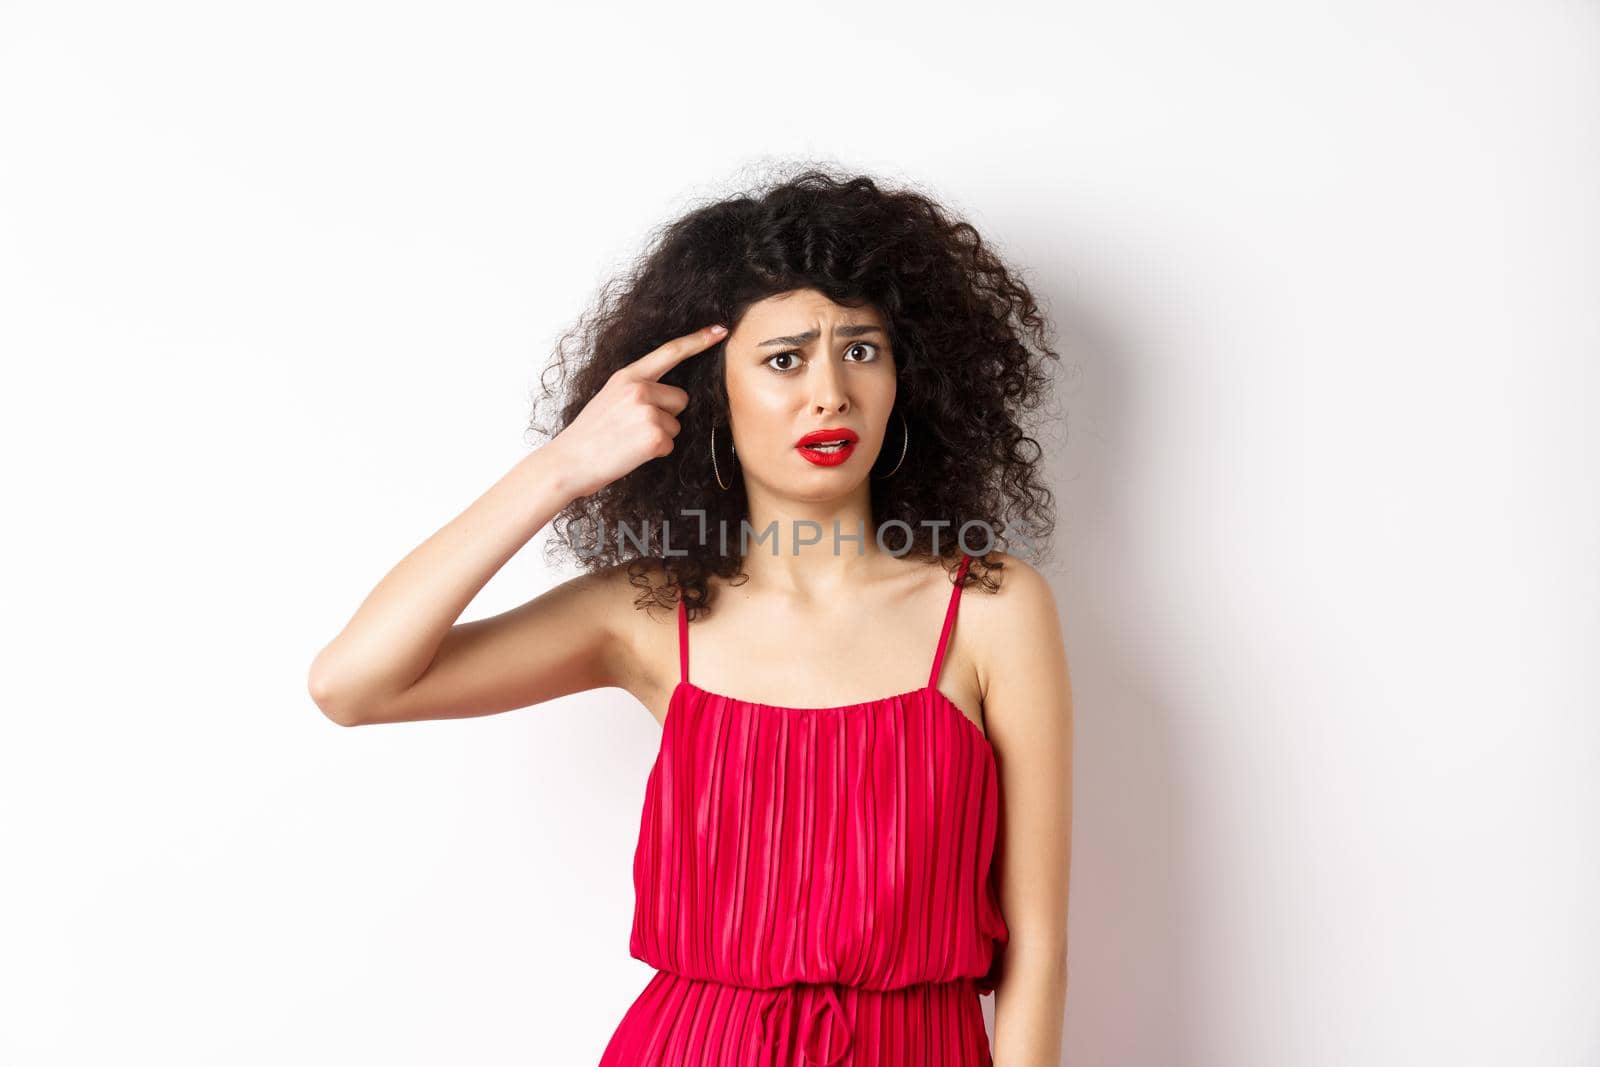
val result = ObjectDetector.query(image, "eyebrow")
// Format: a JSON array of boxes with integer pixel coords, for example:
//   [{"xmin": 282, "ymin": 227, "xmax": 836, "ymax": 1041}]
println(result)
[{"xmin": 756, "ymin": 325, "xmax": 885, "ymax": 348}]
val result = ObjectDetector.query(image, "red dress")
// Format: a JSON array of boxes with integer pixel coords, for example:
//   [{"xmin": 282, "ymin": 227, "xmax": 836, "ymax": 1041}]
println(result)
[{"xmin": 600, "ymin": 552, "xmax": 1009, "ymax": 1065}]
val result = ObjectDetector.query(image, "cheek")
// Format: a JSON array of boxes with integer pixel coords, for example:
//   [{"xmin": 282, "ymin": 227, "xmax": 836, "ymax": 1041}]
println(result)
[
  {"xmin": 866, "ymin": 370, "xmax": 899, "ymax": 414},
  {"xmin": 723, "ymin": 375, "xmax": 794, "ymax": 454},
  {"xmin": 727, "ymin": 371, "xmax": 793, "ymax": 416}
]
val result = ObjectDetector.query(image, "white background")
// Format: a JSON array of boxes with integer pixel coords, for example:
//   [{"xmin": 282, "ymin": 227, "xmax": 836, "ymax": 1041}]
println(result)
[{"xmin": 2, "ymin": 1, "xmax": 1596, "ymax": 1064}]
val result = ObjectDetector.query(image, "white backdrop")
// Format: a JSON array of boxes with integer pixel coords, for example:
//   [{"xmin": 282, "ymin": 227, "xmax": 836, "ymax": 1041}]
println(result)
[{"xmin": 2, "ymin": 2, "xmax": 1595, "ymax": 1064}]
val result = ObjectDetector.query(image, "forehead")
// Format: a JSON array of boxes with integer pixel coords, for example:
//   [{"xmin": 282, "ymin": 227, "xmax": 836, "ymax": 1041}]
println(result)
[{"xmin": 737, "ymin": 288, "xmax": 887, "ymax": 331}]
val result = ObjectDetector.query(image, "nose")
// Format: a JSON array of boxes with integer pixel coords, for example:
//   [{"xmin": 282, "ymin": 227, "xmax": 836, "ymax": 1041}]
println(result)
[{"xmin": 809, "ymin": 357, "xmax": 850, "ymax": 415}]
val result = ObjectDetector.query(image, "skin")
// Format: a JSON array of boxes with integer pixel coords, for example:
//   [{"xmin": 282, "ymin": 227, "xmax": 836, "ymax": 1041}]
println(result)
[{"xmin": 307, "ymin": 287, "xmax": 1073, "ymax": 1066}]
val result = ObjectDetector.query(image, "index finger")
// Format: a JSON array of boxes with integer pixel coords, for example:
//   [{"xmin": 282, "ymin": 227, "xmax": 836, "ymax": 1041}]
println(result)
[{"xmin": 626, "ymin": 323, "xmax": 728, "ymax": 383}]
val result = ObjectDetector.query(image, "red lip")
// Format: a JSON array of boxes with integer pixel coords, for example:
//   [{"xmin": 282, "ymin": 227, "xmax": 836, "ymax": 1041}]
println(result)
[
  {"xmin": 795, "ymin": 428, "xmax": 860, "ymax": 447},
  {"xmin": 795, "ymin": 427, "xmax": 859, "ymax": 467}
]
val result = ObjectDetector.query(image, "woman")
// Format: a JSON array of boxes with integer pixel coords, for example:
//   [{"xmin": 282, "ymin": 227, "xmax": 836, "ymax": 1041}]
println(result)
[{"xmin": 308, "ymin": 167, "xmax": 1073, "ymax": 1065}]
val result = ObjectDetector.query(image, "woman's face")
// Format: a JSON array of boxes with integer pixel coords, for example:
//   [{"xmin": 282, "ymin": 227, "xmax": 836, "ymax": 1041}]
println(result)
[{"xmin": 722, "ymin": 288, "xmax": 898, "ymax": 499}]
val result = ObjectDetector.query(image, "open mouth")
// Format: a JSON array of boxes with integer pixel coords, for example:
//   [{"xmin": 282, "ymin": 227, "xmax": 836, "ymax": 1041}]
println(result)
[{"xmin": 795, "ymin": 429, "xmax": 859, "ymax": 465}]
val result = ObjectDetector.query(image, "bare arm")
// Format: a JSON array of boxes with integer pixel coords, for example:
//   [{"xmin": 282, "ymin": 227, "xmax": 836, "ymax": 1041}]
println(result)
[
  {"xmin": 307, "ymin": 445, "xmax": 593, "ymax": 726},
  {"xmin": 982, "ymin": 555, "xmax": 1074, "ymax": 1066},
  {"xmin": 306, "ymin": 322, "xmax": 729, "ymax": 727}
]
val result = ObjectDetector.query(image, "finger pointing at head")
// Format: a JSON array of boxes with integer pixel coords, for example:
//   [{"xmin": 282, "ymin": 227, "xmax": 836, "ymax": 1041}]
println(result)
[{"xmin": 627, "ymin": 323, "xmax": 728, "ymax": 383}]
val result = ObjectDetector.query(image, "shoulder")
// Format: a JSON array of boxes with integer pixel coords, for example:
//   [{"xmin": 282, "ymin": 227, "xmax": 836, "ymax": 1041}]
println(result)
[
  {"xmin": 963, "ymin": 550, "xmax": 1059, "ymax": 630},
  {"xmin": 583, "ymin": 556, "xmax": 683, "ymax": 692},
  {"xmin": 581, "ymin": 556, "xmax": 681, "ymax": 634},
  {"xmin": 532, "ymin": 559, "xmax": 673, "ymax": 668},
  {"xmin": 553, "ymin": 557, "xmax": 658, "ymax": 614},
  {"xmin": 962, "ymin": 550, "xmax": 1069, "ymax": 725}
]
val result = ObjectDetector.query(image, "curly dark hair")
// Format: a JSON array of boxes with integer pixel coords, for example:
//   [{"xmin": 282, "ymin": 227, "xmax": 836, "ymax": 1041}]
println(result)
[{"xmin": 527, "ymin": 162, "xmax": 1061, "ymax": 617}]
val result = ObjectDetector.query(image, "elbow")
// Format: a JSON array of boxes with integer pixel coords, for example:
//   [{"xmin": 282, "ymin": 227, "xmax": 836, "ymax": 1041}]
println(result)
[{"xmin": 307, "ymin": 659, "xmax": 368, "ymax": 727}]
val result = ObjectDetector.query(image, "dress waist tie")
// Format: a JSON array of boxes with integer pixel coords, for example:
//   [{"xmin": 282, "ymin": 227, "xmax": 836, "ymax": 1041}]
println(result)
[{"xmin": 756, "ymin": 980, "xmax": 853, "ymax": 1066}]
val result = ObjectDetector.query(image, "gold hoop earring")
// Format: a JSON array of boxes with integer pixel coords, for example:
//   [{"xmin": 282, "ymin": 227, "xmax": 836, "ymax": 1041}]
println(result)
[
  {"xmin": 874, "ymin": 412, "xmax": 909, "ymax": 478},
  {"xmin": 711, "ymin": 423, "xmax": 736, "ymax": 491}
]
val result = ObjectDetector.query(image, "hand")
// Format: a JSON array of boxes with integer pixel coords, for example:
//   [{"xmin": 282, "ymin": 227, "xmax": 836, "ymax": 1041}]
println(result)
[{"xmin": 550, "ymin": 323, "xmax": 728, "ymax": 499}]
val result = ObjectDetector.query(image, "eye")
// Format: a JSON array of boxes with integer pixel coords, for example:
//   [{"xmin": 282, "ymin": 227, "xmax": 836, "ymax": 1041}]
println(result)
[
  {"xmin": 765, "ymin": 350, "xmax": 802, "ymax": 373},
  {"xmin": 764, "ymin": 341, "xmax": 881, "ymax": 374}
]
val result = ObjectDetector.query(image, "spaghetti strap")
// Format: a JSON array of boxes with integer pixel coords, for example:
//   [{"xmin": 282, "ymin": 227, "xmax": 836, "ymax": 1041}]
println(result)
[
  {"xmin": 677, "ymin": 597, "xmax": 690, "ymax": 685},
  {"xmin": 928, "ymin": 552, "xmax": 974, "ymax": 689}
]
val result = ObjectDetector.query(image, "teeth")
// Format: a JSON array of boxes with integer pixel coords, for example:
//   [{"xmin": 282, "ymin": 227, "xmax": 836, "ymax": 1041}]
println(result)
[{"xmin": 805, "ymin": 441, "xmax": 849, "ymax": 452}]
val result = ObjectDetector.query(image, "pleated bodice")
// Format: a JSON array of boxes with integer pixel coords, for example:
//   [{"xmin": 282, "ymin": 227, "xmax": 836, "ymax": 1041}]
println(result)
[{"xmin": 603, "ymin": 552, "xmax": 1009, "ymax": 1066}]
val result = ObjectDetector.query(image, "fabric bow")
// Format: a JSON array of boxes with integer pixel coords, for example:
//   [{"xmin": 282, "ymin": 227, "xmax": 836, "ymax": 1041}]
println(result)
[{"xmin": 756, "ymin": 981, "xmax": 854, "ymax": 1066}]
